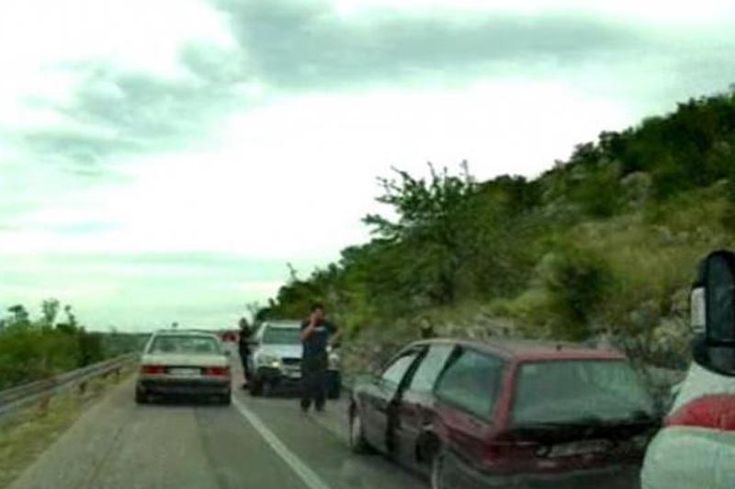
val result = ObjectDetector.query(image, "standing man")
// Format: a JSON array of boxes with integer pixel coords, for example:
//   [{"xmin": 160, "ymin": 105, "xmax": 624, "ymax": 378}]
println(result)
[
  {"xmin": 300, "ymin": 303, "xmax": 340, "ymax": 413},
  {"xmin": 238, "ymin": 317, "xmax": 253, "ymax": 390}
]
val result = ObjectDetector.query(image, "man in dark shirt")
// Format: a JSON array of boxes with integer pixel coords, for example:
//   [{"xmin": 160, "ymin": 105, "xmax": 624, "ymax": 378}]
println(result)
[
  {"xmin": 300, "ymin": 303, "xmax": 340, "ymax": 413},
  {"xmin": 238, "ymin": 317, "xmax": 253, "ymax": 389}
]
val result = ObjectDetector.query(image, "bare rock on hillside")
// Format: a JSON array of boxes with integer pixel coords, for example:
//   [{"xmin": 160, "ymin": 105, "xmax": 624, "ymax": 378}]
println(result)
[{"xmin": 620, "ymin": 171, "xmax": 652, "ymax": 207}]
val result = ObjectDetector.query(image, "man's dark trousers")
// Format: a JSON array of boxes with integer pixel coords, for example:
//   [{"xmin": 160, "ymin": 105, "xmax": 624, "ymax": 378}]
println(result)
[{"xmin": 301, "ymin": 354, "xmax": 327, "ymax": 411}]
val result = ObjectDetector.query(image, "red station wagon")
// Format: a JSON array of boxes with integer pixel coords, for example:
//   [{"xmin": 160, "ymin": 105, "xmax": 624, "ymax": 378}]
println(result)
[{"xmin": 349, "ymin": 338, "xmax": 659, "ymax": 489}]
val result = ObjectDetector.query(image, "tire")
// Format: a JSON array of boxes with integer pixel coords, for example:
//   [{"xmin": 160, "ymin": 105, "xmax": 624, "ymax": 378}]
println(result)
[
  {"xmin": 135, "ymin": 389, "xmax": 148, "ymax": 405},
  {"xmin": 218, "ymin": 392, "xmax": 232, "ymax": 406},
  {"xmin": 430, "ymin": 447, "xmax": 455, "ymax": 489},
  {"xmin": 349, "ymin": 407, "xmax": 372, "ymax": 454},
  {"xmin": 327, "ymin": 371, "xmax": 342, "ymax": 400},
  {"xmin": 250, "ymin": 378, "xmax": 263, "ymax": 397}
]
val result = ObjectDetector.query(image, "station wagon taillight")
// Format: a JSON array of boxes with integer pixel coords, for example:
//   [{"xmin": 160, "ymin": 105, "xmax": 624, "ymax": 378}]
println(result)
[
  {"xmin": 665, "ymin": 394, "xmax": 735, "ymax": 431},
  {"xmin": 141, "ymin": 365, "xmax": 165, "ymax": 375},
  {"xmin": 483, "ymin": 439, "xmax": 539, "ymax": 465},
  {"xmin": 205, "ymin": 366, "xmax": 230, "ymax": 377}
]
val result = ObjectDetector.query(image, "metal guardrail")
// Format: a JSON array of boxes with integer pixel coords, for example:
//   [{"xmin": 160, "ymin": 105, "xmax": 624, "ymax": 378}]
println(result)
[{"xmin": 0, "ymin": 354, "xmax": 138, "ymax": 420}]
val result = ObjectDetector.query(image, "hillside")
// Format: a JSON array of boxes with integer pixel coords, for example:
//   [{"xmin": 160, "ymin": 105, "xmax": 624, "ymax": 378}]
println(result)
[{"xmin": 258, "ymin": 88, "xmax": 735, "ymax": 372}]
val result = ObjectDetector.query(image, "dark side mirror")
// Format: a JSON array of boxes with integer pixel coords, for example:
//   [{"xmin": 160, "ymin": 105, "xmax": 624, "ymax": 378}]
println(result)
[{"xmin": 691, "ymin": 250, "xmax": 735, "ymax": 375}]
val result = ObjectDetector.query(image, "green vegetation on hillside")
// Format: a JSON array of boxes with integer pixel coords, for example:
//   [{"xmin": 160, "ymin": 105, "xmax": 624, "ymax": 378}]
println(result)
[
  {"xmin": 0, "ymin": 300, "xmax": 147, "ymax": 390},
  {"xmin": 258, "ymin": 88, "xmax": 735, "ymax": 369}
]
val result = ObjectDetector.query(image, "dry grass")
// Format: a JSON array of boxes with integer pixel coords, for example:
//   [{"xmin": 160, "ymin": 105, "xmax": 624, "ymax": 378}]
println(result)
[{"xmin": 0, "ymin": 366, "xmax": 134, "ymax": 489}]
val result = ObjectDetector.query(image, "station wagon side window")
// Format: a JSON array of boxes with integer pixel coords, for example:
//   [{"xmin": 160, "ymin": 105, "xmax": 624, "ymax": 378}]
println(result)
[
  {"xmin": 408, "ymin": 344, "xmax": 456, "ymax": 393},
  {"xmin": 435, "ymin": 348, "xmax": 504, "ymax": 420},
  {"xmin": 381, "ymin": 349, "xmax": 422, "ymax": 387}
]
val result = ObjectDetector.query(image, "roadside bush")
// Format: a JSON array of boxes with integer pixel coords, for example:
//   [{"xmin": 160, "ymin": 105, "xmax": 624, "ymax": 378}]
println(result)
[{"xmin": 537, "ymin": 247, "xmax": 614, "ymax": 341}]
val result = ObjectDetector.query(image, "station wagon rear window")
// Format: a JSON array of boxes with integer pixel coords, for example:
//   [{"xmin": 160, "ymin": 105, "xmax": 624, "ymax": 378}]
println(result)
[{"xmin": 512, "ymin": 359, "xmax": 655, "ymax": 425}]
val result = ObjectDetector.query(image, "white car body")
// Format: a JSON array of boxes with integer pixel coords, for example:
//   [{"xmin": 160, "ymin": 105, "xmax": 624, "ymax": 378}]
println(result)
[
  {"xmin": 136, "ymin": 330, "xmax": 232, "ymax": 404},
  {"xmin": 641, "ymin": 362, "xmax": 735, "ymax": 488},
  {"xmin": 248, "ymin": 320, "xmax": 341, "ymax": 397}
]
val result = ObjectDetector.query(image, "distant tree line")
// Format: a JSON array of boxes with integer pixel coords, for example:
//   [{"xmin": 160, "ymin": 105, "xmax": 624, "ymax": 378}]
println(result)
[{"xmin": 0, "ymin": 300, "xmax": 146, "ymax": 389}]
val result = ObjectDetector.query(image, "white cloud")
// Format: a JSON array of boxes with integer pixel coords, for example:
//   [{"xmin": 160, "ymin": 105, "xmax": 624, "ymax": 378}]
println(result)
[
  {"xmin": 0, "ymin": 78, "xmax": 633, "ymax": 260},
  {"xmin": 335, "ymin": 0, "xmax": 735, "ymax": 24},
  {"xmin": 0, "ymin": 0, "xmax": 235, "ymax": 144}
]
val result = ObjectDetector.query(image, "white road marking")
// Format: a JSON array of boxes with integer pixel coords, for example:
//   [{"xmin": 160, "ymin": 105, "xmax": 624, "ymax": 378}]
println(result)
[{"xmin": 232, "ymin": 398, "xmax": 334, "ymax": 489}]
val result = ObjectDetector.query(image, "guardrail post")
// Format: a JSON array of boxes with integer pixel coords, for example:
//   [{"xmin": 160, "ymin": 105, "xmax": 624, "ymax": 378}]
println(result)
[{"xmin": 38, "ymin": 393, "xmax": 51, "ymax": 416}]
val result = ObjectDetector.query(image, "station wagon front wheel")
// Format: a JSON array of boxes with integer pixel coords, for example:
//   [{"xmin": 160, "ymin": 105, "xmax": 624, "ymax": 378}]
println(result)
[
  {"xmin": 349, "ymin": 409, "xmax": 371, "ymax": 454},
  {"xmin": 430, "ymin": 448, "xmax": 452, "ymax": 489}
]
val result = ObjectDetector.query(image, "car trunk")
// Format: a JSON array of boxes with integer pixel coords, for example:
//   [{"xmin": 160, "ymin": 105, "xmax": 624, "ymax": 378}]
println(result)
[
  {"xmin": 484, "ymin": 418, "xmax": 657, "ymax": 473},
  {"xmin": 484, "ymin": 358, "xmax": 659, "ymax": 474},
  {"xmin": 141, "ymin": 354, "xmax": 228, "ymax": 376}
]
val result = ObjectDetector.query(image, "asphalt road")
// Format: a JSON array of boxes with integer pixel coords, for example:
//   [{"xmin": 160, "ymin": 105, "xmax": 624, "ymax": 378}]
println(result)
[{"xmin": 8, "ymin": 367, "xmax": 424, "ymax": 489}]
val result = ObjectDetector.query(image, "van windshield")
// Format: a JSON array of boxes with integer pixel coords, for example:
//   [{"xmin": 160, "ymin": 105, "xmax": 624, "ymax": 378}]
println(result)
[
  {"xmin": 262, "ymin": 327, "xmax": 302, "ymax": 345},
  {"xmin": 512, "ymin": 360, "xmax": 655, "ymax": 425}
]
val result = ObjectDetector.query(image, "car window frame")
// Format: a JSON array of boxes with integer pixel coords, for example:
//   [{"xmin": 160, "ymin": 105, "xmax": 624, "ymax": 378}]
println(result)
[
  {"xmin": 405, "ymin": 343, "xmax": 457, "ymax": 394},
  {"xmin": 433, "ymin": 346, "xmax": 506, "ymax": 422},
  {"xmin": 379, "ymin": 346, "xmax": 426, "ymax": 391}
]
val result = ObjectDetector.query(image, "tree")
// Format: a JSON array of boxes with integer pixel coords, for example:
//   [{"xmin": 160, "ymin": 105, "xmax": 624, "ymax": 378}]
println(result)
[
  {"xmin": 41, "ymin": 298, "xmax": 60, "ymax": 328},
  {"xmin": 7, "ymin": 304, "xmax": 30, "ymax": 326},
  {"xmin": 363, "ymin": 162, "xmax": 477, "ymax": 305},
  {"xmin": 56, "ymin": 304, "xmax": 79, "ymax": 334}
]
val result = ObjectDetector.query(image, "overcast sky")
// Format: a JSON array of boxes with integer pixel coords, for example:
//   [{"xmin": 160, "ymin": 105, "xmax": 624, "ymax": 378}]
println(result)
[{"xmin": 1, "ymin": 0, "xmax": 734, "ymax": 331}]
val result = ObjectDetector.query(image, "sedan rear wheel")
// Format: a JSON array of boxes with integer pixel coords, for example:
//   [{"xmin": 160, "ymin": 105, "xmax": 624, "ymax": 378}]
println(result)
[{"xmin": 135, "ymin": 389, "xmax": 148, "ymax": 405}]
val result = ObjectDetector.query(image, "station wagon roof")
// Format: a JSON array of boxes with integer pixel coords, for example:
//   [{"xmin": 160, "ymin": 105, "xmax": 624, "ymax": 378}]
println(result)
[{"xmin": 411, "ymin": 337, "xmax": 626, "ymax": 362}]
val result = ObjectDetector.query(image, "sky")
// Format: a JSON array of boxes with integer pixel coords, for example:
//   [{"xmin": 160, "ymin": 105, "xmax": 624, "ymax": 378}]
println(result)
[{"xmin": 1, "ymin": 0, "xmax": 734, "ymax": 331}]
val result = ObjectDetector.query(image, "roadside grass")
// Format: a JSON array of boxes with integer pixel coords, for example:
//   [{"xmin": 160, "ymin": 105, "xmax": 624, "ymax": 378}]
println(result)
[{"xmin": 0, "ymin": 366, "xmax": 134, "ymax": 488}]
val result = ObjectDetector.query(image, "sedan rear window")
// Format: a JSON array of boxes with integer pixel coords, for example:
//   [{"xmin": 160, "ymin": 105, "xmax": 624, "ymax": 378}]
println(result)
[
  {"xmin": 512, "ymin": 360, "xmax": 655, "ymax": 425},
  {"xmin": 148, "ymin": 335, "xmax": 221, "ymax": 355}
]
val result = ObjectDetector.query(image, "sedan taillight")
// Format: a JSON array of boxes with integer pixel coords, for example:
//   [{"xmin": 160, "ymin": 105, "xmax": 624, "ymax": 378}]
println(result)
[
  {"xmin": 205, "ymin": 366, "xmax": 230, "ymax": 377},
  {"xmin": 141, "ymin": 365, "xmax": 165, "ymax": 375}
]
